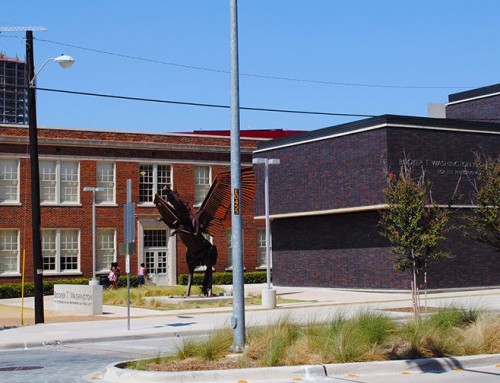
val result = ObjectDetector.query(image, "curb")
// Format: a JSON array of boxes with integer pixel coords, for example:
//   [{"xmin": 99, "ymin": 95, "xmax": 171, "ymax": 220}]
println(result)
[
  {"xmin": 325, "ymin": 353, "xmax": 500, "ymax": 376},
  {"xmin": 96, "ymin": 354, "xmax": 500, "ymax": 383},
  {"xmin": 0, "ymin": 328, "xmax": 212, "ymax": 350},
  {"xmin": 100, "ymin": 363, "xmax": 326, "ymax": 383}
]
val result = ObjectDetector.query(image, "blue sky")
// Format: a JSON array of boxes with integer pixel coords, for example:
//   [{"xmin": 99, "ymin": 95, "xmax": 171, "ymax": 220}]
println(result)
[{"xmin": 0, "ymin": 1, "xmax": 498, "ymax": 133}]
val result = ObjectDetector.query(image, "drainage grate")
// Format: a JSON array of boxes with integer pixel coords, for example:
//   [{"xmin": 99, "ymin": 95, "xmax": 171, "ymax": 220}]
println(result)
[{"xmin": 0, "ymin": 366, "xmax": 44, "ymax": 372}]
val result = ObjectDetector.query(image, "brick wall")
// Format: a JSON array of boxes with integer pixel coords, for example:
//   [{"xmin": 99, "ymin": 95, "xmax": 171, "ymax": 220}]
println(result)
[
  {"xmin": 272, "ymin": 211, "xmax": 500, "ymax": 289},
  {"xmin": 0, "ymin": 126, "xmax": 264, "ymax": 284},
  {"xmin": 386, "ymin": 127, "xmax": 500, "ymax": 205},
  {"xmin": 254, "ymin": 129, "xmax": 388, "ymax": 216},
  {"xmin": 263, "ymin": 123, "xmax": 500, "ymax": 290},
  {"xmin": 447, "ymin": 94, "xmax": 500, "ymax": 123}
]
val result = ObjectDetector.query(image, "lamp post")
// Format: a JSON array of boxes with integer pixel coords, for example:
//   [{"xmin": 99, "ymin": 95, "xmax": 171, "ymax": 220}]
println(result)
[
  {"xmin": 252, "ymin": 157, "xmax": 280, "ymax": 309},
  {"xmin": 83, "ymin": 187, "xmax": 102, "ymax": 285},
  {"xmin": 26, "ymin": 30, "xmax": 75, "ymax": 323},
  {"xmin": 229, "ymin": 0, "xmax": 245, "ymax": 352}
]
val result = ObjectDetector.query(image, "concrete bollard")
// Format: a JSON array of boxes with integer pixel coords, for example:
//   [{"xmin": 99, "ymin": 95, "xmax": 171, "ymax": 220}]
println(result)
[{"xmin": 262, "ymin": 287, "xmax": 277, "ymax": 309}]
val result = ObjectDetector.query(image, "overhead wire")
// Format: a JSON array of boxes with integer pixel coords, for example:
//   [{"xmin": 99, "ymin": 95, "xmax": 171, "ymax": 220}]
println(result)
[
  {"xmin": 35, "ymin": 86, "xmax": 375, "ymax": 118},
  {"xmin": 0, "ymin": 34, "xmax": 475, "ymax": 90}
]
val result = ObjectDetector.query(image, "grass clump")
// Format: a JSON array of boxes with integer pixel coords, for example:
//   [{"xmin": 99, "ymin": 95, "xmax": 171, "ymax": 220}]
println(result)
[
  {"xmin": 101, "ymin": 286, "xmax": 295, "ymax": 310},
  {"xmin": 125, "ymin": 306, "xmax": 500, "ymax": 372},
  {"xmin": 102, "ymin": 285, "xmax": 224, "ymax": 309},
  {"xmin": 318, "ymin": 311, "xmax": 396, "ymax": 363},
  {"xmin": 394, "ymin": 306, "xmax": 486, "ymax": 359},
  {"xmin": 246, "ymin": 316, "xmax": 301, "ymax": 366}
]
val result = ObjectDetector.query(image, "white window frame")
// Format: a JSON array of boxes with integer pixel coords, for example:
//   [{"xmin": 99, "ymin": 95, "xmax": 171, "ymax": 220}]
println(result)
[
  {"xmin": 194, "ymin": 165, "xmax": 211, "ymax": 207},
  {"xmin": 0, "ymin": 229, "xmax": 20, "ymax": 275},
  {"xmin": 139, "ymin": 163, "xmax": 172, "ymax": 204},
  {"xmin": 42, "ymin": 228, "xmax": 81, "ymax": 274},
  {"xmin": 256, "ymin": 229, "xmax": 268, "ymax": 269},
  {"xmin": 0, "ymin": 159, "xmax": 20, "ymax": 204},
  {"xmin": 39, "ymin": 160, "xmax": 80, "ymax": 205},
  {"xmin": 97, "ymin": 228, "xmax": 116, "ymax": 272},
  {"xmin": 96, "ymin": 162, "xmax": 116, "ymax": 204}
]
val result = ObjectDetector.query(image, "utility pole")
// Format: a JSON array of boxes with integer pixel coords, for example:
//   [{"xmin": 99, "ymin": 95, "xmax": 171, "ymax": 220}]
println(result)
[
  {"xmin": 26, "ymin": 30, "xmax": 45, "ymax": 324},
  {"xmin": 229, "ymin": 0, "xmax": 245, "ymax": 352}
]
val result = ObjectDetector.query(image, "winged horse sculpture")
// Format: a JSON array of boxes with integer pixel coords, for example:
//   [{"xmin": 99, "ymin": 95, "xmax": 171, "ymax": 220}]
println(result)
[{"xmin": 154, "ymin": 166, "xmax": 255, "ymax": 297}]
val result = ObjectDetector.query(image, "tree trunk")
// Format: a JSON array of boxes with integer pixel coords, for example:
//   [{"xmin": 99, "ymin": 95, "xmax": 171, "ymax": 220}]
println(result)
[{"xmin": 411, "ymin": 254, "xmax": 420, "ymax": 320}]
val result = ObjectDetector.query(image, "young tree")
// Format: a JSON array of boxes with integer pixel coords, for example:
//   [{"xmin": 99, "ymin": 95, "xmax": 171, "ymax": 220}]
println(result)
[
  {"xmin": 466, "ymin": 152, "xmax": 500, "ymax": 251},
  {"xmin": 379, "ymin": 161, "xmax": 452, "ymax": 318}
]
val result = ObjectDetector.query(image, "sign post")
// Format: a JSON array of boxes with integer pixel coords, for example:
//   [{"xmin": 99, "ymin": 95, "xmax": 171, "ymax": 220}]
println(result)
[{"xmin": 123, "ymin": 179, "xmax": 135, "ymax": 330}]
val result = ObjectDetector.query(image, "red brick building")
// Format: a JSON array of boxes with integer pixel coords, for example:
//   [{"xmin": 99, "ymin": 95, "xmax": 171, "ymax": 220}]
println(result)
[{"xmin": 0, "ymin": 125, "xmax": 296, "ymax": 285}]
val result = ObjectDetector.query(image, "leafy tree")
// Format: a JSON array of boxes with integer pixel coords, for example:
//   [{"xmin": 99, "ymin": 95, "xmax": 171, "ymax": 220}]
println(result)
[
  {"xmin": 379, "ymin": 161, "xmax": 452, "ymax": 318},
  {"xmin": 466, "ymin": 152, "xmax": 500, "ymax": 251}
]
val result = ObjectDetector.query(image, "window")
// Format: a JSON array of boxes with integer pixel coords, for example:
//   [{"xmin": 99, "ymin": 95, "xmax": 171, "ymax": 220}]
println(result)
[
  {"xmin": 194, "ymin": 166, "xmax": 211, "ymax": 206},
  {"xmin": 42, "ymin": 229, "xmax": 80, "ymax": 272},
  {"xmin": 257, "ymin": 229, "xmax": 268, "ymax": 268},
  {"xmin": 144, "ymin": 229, "xmax": 167, "ymax": 247},
  {"xmin": 40, "ymin": 160, "xmax": 79, "ymax": 204},
  {"xmin": 96, "ymin": 162, "xmax": 115, "ymax": 204},
  {"xmin": 0, "ymin": 159, "xmax": 19, "ymax": 203},
  {"xmin": 97, "ymin": 229, "xmax": 116, "ymax": 271},
  {"xmin": 139, "ymin": 164, "xmax": 171, "ymax": 203},
  {"xmin": 0, "ymin": 229, "xmax": 19, "ymax": 274}
]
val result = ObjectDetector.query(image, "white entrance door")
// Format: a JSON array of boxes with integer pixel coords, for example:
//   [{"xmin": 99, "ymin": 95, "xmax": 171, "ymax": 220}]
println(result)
[{"xmin": 143, "ymin": 229, "xmax": 169, "ymax": 285}]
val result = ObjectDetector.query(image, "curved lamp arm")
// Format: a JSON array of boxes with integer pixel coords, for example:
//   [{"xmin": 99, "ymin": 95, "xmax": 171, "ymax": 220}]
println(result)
[{"xmin": 29, "ymin": 54, "xmax": 75, "ymax": 87}]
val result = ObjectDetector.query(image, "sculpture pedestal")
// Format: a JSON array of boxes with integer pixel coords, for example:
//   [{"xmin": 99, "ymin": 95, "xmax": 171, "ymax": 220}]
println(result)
[{"xmin": 261, "ymin": 287, "xmax": 276, "ymax": 309}]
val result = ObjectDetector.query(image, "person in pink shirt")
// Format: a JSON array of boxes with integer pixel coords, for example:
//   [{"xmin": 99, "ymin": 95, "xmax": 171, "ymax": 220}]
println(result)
[{"xmin": 138, "ymin": 263, "xmax": 147, "ymax": 286}]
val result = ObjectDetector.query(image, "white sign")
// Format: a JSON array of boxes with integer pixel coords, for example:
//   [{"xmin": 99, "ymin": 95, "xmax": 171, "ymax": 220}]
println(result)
[{"xmin": 53, "ymin": 284, "xmax": 103, "ymax": 315}]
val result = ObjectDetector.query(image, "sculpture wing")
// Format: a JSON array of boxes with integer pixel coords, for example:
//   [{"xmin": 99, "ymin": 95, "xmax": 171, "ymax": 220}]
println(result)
[
  {"xmin": 154, "ymin": 193, "xmax": 181, "ymax": 229},
  {"xmin": 196, "ymin": 166, "xmax": 255, "ymax": 236}
]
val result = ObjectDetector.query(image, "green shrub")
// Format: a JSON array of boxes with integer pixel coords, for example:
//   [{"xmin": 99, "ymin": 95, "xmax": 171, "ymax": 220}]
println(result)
[
  {"xmin": 427, "ymin": 306, "xmax": 482, "ymax": 330},
  {"xmin": 177, "ymin": 271, "xmax": 266, "ymax": 286}
]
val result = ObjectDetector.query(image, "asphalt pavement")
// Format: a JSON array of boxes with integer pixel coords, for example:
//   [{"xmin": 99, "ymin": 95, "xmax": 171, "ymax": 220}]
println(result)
[{"xmin": 1, "ymin": 284, "xmax": 500, "ymax": 382}]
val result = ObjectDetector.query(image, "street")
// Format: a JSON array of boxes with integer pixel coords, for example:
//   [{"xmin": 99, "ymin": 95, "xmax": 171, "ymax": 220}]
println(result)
[
  {"xmin": 0, "ymin": 336, "xmax": 498, "ymax": 383},
  {"xmin": 0, "ymin": 336, "xmax": 179, "ymax": 383}
]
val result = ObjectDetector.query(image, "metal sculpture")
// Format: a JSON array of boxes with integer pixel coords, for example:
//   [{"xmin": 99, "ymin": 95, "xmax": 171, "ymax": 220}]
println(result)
[{"xmin": 154, "ymin": 166, "xmax": 255, "ymax": 297}]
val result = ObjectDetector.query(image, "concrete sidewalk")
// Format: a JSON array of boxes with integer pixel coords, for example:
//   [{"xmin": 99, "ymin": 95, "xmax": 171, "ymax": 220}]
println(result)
[{"xmin": 1, "ymin": 285, "xmax": 499, "ymax": 350}]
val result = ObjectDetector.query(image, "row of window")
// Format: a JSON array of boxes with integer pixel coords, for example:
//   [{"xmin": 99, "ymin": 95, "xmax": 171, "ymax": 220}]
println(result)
[
  {"xmin": 0, "ymin": 159, "xmax": 211, "ymax": 206},
  {"xmin": 0, "ymin": 228, "xmax": 116, "ymax": 275},
  {"xmin": 0, "ymin": 229, "xmax": 270, "ymax": 275}
]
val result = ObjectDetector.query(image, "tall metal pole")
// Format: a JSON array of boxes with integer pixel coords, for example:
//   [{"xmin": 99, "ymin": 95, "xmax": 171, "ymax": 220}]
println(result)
[
  {"xmin": 26, "ymin": 30, "xmax": 44, "ymax": 324},
  {"xmin": 84, "ymin": 186, "xmax": 101, "ymax": 285},
  {"xmin": 264, "ymin": 160, "xmax": 271, "ymax": 290},
  {"xmin": 92, "ymin": 191, "xmax": 97, "ymax": 283},
  {"xmin": 253, "ymin": 157, "xmax": 279, "ymax": 308},
  {"xmin": 229, "ymin": 0, "xmax": 245, "ymax": 351},
  {"xmin": 89, "ymin": 188, "xmax": 99, "ymax": 285},
  {"xmin": 126, "ymin": 179, "xmax": 132, "ymax": 331}
]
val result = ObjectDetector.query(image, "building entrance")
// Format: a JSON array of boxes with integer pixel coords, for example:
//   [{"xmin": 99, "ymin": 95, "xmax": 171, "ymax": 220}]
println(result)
[{"xmin": 143, "ymin": 229, "xmax": 169, "ymax": 285}]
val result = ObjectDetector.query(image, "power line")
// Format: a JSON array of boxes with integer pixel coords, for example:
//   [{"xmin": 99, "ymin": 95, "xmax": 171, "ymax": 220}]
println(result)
[
  {"xmin": 35, "ymin": 86, "xmax": 375, "ymax": 118},
  {"xmin": 0, "ymin": 34, "xmax": 474, "ymax": 90},
  {"xmin": 36, "ymin": 38, "xmax": 473, "ymax": 90}
]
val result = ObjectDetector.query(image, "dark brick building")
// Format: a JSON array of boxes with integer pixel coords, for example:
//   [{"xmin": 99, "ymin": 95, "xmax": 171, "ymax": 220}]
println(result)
[
  {"xmin": 447, "ymin": 83, "xmax": 500, "ymax": 123},
  {"xmin": 254, "ymin": 111, "xmax": 500, "ymax": 290},
  {"xmin": 0, "ymin": 125, "xmax": 299, "ymax": 286}
]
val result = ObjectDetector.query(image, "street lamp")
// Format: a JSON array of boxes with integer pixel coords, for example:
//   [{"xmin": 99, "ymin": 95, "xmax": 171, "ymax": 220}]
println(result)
[
  {"xmin": 253, "ymin": 157, "xmax": 280, "ymax": 309},
  {"xmin": 83, "ymin": 187, "xmax": 102, "ymax": 285},
  {"xmin": 30, "ymin": 54, "xmax": 76, "ymax": 86},
  {"xmin": 26, "ymin": 30, "xmax": 75, "ymax": 324}
]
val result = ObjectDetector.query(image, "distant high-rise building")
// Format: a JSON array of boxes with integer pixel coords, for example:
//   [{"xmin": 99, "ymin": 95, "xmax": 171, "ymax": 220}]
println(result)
[{"xmin": 0, "ymin": 54, "xmax": 28, "ymax": 125}]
